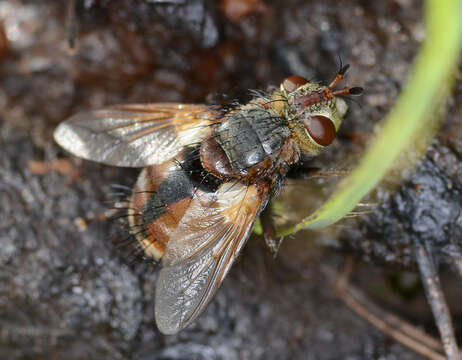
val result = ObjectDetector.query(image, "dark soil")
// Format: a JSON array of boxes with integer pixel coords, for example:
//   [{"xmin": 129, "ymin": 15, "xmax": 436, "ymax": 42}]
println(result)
[{"xmin": 1, "ymin": 0, "xmax": 461, "ymax": 359}]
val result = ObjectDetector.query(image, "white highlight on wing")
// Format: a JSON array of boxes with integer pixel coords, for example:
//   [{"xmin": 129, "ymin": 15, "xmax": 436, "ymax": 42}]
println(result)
[{"xmin": 54, "ymin": 104, "xmax": 213, "ymax": 167}]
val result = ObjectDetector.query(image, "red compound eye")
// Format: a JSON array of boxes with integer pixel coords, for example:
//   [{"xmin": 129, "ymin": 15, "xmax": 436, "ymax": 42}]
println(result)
[
  {"xmin": 305, "ymin": 115, "xmax": 336, "ymax": 146},
  {"xmin": 282, "ymin": 75, "xmax": 308, "ymax": 92}
]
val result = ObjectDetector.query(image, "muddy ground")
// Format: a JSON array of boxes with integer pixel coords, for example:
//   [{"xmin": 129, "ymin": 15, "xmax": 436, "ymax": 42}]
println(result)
[{"xmin": 1, "ymin": 0, "xmax": 461, "ymax": 359}]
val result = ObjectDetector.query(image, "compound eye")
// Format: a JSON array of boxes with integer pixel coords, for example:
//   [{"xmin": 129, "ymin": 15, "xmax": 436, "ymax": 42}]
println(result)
[
  {"xmin": 305, "ymin": 115, "xmax": 336, "ymax": 146},
  {"xmin": 282, "ymin": 75, "xmax": 308, "ymax": 93}
]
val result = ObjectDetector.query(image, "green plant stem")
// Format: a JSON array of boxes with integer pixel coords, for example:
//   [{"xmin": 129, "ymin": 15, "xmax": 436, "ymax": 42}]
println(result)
[{"xmin": 277, "ymin": 0, "xmax": 462, "ymax": 237}]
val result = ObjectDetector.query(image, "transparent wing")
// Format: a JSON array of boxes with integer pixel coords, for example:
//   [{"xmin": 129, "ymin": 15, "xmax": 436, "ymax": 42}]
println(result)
[
  {"xmin": 155, "ymin": 181, "xmax": 269, "ymax": 334},
  {"xmin": 54, "ymin": 103, "xmax": 216, "ymax": 167}
]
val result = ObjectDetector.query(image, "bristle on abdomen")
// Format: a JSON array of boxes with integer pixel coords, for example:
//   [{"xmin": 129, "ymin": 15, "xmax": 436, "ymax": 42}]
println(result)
[{"xmin": 128, "ymin": 162, "xmax": 194, "ymax": 260}]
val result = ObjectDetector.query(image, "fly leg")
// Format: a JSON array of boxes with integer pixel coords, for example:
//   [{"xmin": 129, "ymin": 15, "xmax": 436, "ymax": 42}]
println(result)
[
  {"xmin": 304, "ymin": 168, "xmax": 350, "ymax": 178},
  {"xmin": 287, "ymin": 166, "xmax": 350, "ymax": 180},
  {"xmin": 260, "ymin": 202, "xmax": 283, "ymax": 257}
]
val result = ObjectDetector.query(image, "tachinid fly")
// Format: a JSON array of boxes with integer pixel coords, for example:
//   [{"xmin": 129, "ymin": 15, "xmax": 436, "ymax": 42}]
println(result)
[{"xmin": 54, "ymin": 66, "xmax": 363, "ymax": 334}]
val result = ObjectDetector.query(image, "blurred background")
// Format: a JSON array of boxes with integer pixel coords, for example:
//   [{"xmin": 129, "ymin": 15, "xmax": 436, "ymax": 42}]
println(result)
[{"xmin": 1, "ymin": 0, "xmax": 461, "ymax": 359}]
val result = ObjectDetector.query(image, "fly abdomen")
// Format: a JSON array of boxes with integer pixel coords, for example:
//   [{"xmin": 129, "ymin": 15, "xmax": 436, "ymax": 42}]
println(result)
[{"xmin": 129, "ymin": 147, "xmax": 224, "ymax": 260}]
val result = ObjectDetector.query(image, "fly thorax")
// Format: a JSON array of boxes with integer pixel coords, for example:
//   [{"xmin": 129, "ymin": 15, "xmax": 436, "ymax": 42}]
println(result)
[{"xmin": 213, "ymin": 106, "xmax": 291, "ymax": 172}]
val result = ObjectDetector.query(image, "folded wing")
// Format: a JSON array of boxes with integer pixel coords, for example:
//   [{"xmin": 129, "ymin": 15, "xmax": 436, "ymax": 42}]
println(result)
[
  {"xmin": 54, "ymin": 104, "xmax": 216, "ymax": 167},
  {"xmin": 155, "ymin": 181, "xmax": 269, "ymax": 334}
]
